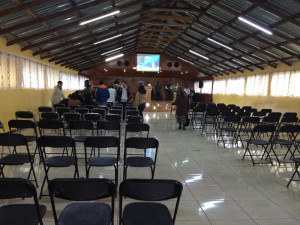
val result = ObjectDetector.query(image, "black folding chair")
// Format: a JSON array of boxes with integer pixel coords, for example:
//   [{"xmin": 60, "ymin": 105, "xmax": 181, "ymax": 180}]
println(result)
[
  {"xmin": 268, "ymin": 125, "xmax": 300, "ymax": 165},
  {"xmin": 0, "ymin": 134, "xmax": 38, "ymax": 187},
  {"xmin": 242, "ymin": 125, "xmax": 276, "ymax": 165},
  {"xmin": 235, "ymin": 116, "xmax": 260, "ymax": 147},
  {"xmin": 0, "ymin": 178, "xmax": 46, "ymax": 225},
  {"xmin": 84, "ymin": 136, "xmax": 120, "ymax": 186},
  {"xmin": 92, "ymin": 108, "xmax": 106, "ymax": 120},
  {"xmin": 53, "ymin": 104, "xmax": 65, "ymax": 110},
  {"xmin": 126, "ymin": 106, "xmax": 137, "ymax": 111},
  {"xmin": 119, "ymin": 179, "xmax": 183, "ymax": 225},
  {"xmin": 56, "ymin": 107, "xmax": 71, "ymax": 118},
  {"xmin": 37, "ymin": 136, "xmax": 79, "ymax": 199},
  {"xmin": 96, "ymin": 105, "xmax": 109, "ymax": 113},
  {"xmin": 84, "ymin": 113, "xmax": 101, "ymax": 122},
  {"xmin": 109, "ymin": 109, "xmax": 122, "ymax": 116},
  {"xmin": 68, "ymin": 120, "xmax": 94, "ymax": 143},
  {"xmin": 125, "ymin": 123, "xmax": 150, "ymax": 139},
  {"xmin": 74, "ymin": 108, "xmax": 89, "ymax": 117},
  {"xmin": 38, "ymin": 106, "xmax": 52, "ymax": 119},
  {"xmin": 201, "ymin": 110, "xmax": 219, "ymax": 136},
  {"xmin": 63, "ymin": 112, "xmax": 81, "ymax": 123},
  {"xmin": 217, "ymin": 115, "xmax": 241, "ymax": 148},
  {"xmin": 83, "ymin": 105, "xmax": 95, "ymax": 112},
  {"xmin": 105, "ymin": 114, "xmax": 122, "ymax": 123},
  {"xmin": 8, "ymin": 120, "xmax": 39, "ymax": 158},
  {"xmin": 126, "ymin": 115, "xmax": 143, "ymax": 124},
  {"xmin": 15, "ymin": 111, "xmax": 35, "ymax": 121},
  {"xmin": 97, "ymin": 121, "xmax": 121, "ymax": 140},
  {"xmin": 126, "ymin": 110, "xmax": 139, "ymax": 117},
  {"xmin": 123, "ymin": 137, "xmax": 159, "ymax": 180},
  {"xmin": 69, "ymin": 105, "xmax": 80, "ymax": 111},
  {"xmin": 38, "ymin": 120, "xmax": 65, "ymax": 136},
  {"xmin": 49, "ymin": 178, "xmax": 115, "ymax": 225},
  {"xmin": 191, "ymin": 103, "xmax": 206, "ymax": 129},
  {"xmin": 40, "ymin": 112, "xmax": 59, "ymax": 120},
  {"xmin": 280, "ymin": 116, "xmax": 298, "ymax": 125}
]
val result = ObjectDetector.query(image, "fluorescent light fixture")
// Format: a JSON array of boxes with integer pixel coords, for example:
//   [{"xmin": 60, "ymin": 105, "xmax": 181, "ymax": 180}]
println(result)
[
  {"xmin": 105, "ymin": 53, "xmax": 124, "ymax": 62},
  {"xmin": 207, "ymin": 38, "xmax": 233, "ymax": 50},
  {"xmin": 177, "ymin": 57, "xmax": 194, "ymax": 65},
  {"xmin": 189, "ymin": 50, "xmax": 209, "ymax": 60},
  {"xmin": 93, "ymin": 34, "xmax": 122, "ymax": 45},
  {"xmin": 80, "ymin": 10, "xmax": 120, "ymax": 25},
  {"xmin": 101, "ymin": 47, "xmax": 123, "ymax": 55},
  {"xmin": 238, "ymin": 16, "xmax": 272, "ymax": 35}
]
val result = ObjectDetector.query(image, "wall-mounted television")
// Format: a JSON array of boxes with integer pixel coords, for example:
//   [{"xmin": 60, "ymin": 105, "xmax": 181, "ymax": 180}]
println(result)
[{"xmin": 136, "ymin": 53, "xmax": 160, "ymax": 72}]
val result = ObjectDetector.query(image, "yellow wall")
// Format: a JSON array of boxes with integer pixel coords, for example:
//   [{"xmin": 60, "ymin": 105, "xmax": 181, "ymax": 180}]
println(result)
[
  {"xmin": 213, "ymin": 62, "xmax": 300, "ymax": 115},
  {"xmin": 0, "ymin": 38, "xmax": 78, "ymax": 130}
]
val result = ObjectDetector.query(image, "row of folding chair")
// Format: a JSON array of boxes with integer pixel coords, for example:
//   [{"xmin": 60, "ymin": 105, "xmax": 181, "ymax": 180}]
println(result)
[{"xmin": 0, "ymin": 177, "xmax": 182, "ymax": 225}]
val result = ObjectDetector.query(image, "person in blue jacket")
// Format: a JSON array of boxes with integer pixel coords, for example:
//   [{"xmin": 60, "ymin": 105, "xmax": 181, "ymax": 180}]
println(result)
[{"xmin": 95, "ymin": 81, "xmax": 110, "ymax": 106}]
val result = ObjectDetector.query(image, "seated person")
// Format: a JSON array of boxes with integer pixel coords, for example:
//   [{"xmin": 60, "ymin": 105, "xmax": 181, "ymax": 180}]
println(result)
[{"xmin": 68, "ymin": 93, "xmax": 82, "ymax": 107}]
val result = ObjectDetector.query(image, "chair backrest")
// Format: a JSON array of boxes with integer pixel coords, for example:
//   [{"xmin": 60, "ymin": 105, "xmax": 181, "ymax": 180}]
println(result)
[
  {"xmin": 84, "ymin": 136, "xmax": 120, "ymax": 148},
  {"xmin": 126, "ymin": 110, "xmax": 139, "ymax": 116},
  {"xmin": 56, "ymin": 107, "xmax": 71, "ymax": 116},
  {"xmin": 125, "ymin": 137, "xmax": 159, "ymax": 149},
  {"xmin": 126, "ymin": 115, "xmax": 143, "ymax": 124},
  {"xmin": 261, "ymin": 108, "xmax": 272, "ymax": 115},
  {"xmin": 53, "ymin": 104, "xmax": 65, "ymax": 111},
  {"xmin": 69, "ymin": 105, "xmax": 80, "ymax": 111},
  {"xmin": 242, "ymin": 116, "xmax": 260, "ymax": 124},
  {"xmin": 49, "ymin": 178, "xmax": 114, "ymax": 224},
  {"xmin": 38, "ymin": 106, "xmax": 52, "ymax": 113},
  {"xmin": 227, "ymin": 104, "xmax": 235, "ymax": 109},
  {"xmin": 242, "ymin": 106, "xmax": 252, "ymax": 111},
  {"xmin": 119, "ymin": 179, "xmax": 182, "ymax": 224},
  {"xmin": 283, "ymin": 112, "xmax": 297, "ymax": 118},
  {"xmin": 8, "ymin": 119, "xmax": 36, "ymax": 129},
  {"xmin": 37, "ymin": 136, "xmax": 75, "ymax": 148},
  {"xmin": 126, "ymin": 106, "xmax": 137, "ymax": 111},
  {"xmin": 277, "ymin": 124, "xmax": 300, "ymax": 134},
  {"xmin": 223, "ymin": 115, "xmax": 241, "ymax": 123},
  {"xmin": 252, "ymin": 125, "xmax": 276, "ymax": 133},
  {"xmin": 268, "ymin": 112, "xmax": 282, "ymax": 119},
  {"xmin": 38, "ymin": 120, "xmax": 65, "ymax": 136},
  {"xmin": 84, "ymin": 113, "xmax": 101, "ymax": 122},
  {"xmin": 63, "ymin": 113, "xmax": 81, "ymax": 122},
  {"xmin": 41, "ymin": 112, "xmax": 59, "ymax": 120},
  {"xmin": 0, "ymin": 178, "xmax": 44, "ymax": 224},
  {"xmin": 91, "ymin": 108, "xmax": 106, "ymax": 116},
  {"xmin": 281, "ymin": 116, "xmax": 298, "ymax": 124},
  {"xmin": 237, "ymin": 111, "xmax": 251, "ymax": 118},
  {"xmin": 69, "ymin": 120, "xmax": 94, "ymax": 130},
  {"xmin": 206, "ymin": 103, "xmax": 217, "ymax": 112},
  {"xmin": 125, "ymin": 123, "xmax": 150, "ymax": 138},
  {"xmin": 105, "ymin": 114, "xmax": 121, "ymax": 122},
  {"xmin": 15, "ymin": 111, "xmax": 35, "ymax": 120},
  {"xmin": 0, "ymin": 133, "xmax": 27, "ymax": 146},
  {"xmin": 193, "ymin": 103, "xmax": 206, "ymax": 112},
  {"xmin": 96, "ymin": 105, "xmax": 108, "ymax": 113},
  {"xmin": 83, "ymin": 105, "xmax": 95, "ymax": 111},
  {"xmin": 109, "ymin": 109, "xmax": 122, "ymax": 115},
  {"xmin": 75, "ymin": 108, "xmax": 89, "ymax": 116}
]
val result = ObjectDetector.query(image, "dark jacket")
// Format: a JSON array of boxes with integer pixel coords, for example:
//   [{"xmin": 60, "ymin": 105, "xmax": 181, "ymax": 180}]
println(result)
[
  {"xmin": 175, "ymin": 95, "xmax": 189, "ymax": 116},
  {"xmin": 95, "ymin": 85, "xmax": 110, "ymax": 103},
  {"xmin": 116, "ymin": 87, "xmax": 130, "ymax": 102},
  {"xmin": 155, "ymin": 83, "xmax": 161, "ymax": 92}
]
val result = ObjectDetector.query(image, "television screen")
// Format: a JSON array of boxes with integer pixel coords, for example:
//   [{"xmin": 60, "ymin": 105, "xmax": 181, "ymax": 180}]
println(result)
[{"xmin": 136, "ymin": 54, "xmax": 160, "ymax": 72}]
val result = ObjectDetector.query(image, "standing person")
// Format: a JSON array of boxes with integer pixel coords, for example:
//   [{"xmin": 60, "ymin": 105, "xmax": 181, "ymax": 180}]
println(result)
[
  {"xmin": 155, "ymin": 81, "xmax": 161, "ymax": 101},
  {"xmin": 165, "ymin": 82, "xmax": 171, "ymax": 101},
  {"xmin": 82, "ymin": 85, "xmax": 94, "ymax": 105},
  {"xmin": 175, "ymin": 90, "xmax": 189, "ymax": 130},
  {"xmin": 107, "ymin": 85, "xmax": 116, "ymax": 104},
  {"xmin": 116, "ymin": 81, "xmax": 130, "ymax": 119},
  {"xmin": 183, "ymin": 86, "xmax": 190, "ymax": 96},
  {"xmin": 134, "ymin": 85, "xmax": 147, "ymax": 117},
  {"xmin": 95, "ymin": 81, "xmax": 110, "ymax": 106},
  {"xmin": 51, "ymin": 81, "xmax": 65, "ymax": 105}
]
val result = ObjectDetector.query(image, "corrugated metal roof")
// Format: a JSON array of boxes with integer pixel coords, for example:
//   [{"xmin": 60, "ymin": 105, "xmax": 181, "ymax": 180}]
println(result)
[{"xmin": 0, "ymin": 0, "xmax": 299, "ymax": 75}]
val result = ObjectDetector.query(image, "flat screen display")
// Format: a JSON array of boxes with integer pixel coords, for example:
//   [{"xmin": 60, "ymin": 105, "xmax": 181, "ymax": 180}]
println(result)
[{"xmin": 136, "ymin": 54, "xmax": 160, "ymax": 72}]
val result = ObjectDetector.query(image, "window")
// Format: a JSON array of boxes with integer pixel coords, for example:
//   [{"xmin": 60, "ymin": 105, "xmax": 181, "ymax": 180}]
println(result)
[
  {"xmin": 226, "ymin": 77, "xmax": 245, "ymax": 95},
  {"xmin": 246, "ymin": 74, "xmax": 268, "ymax": 96},
  {"xmin": 213, "ymin": 79, "xmax": 226, "ymax": 94},
  {"xmin": 289, "ymin": 70, "xmax": 300, "ymax": 97},
  {"xmin": 202, "ymin": 80, "xmax": 213, "ymax": 94},
  {"xmin": 271, "ymin": 70, "xmax": 300, "ymax": 97}
]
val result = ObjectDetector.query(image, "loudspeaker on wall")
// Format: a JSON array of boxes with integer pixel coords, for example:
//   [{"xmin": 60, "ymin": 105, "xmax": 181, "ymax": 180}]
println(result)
[{"xmin": 199, "ymin": 81, "xmax": 204, "ymax": 88}]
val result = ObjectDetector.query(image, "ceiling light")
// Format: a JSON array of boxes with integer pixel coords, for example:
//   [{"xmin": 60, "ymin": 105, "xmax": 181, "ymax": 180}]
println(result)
[
  {"xmin": 177, "ymin": 57, "xmax": 194, "ymax": 65},
  {"xmin": 80, "ymin": 10, "xmax": 120, "ymax": 25},
  {"xmin": 189, "ymin": 50, "xmax": 209, "ymax": 60},
  {"xmin": 207, "ymin": 38, "xmax": 233, "ymax": 50},
  {"xmin": 93, "ymin": 34, "xmax": 122, "ymax": 45},
  {"xmin": 105, "ymin": 53, "xmax": 124, "ymax": 62},
  {"xmin": 101, "ymin": 47, "xmax": 123, "ymax": 55},
  {"xmin": 238, "ymin": 16, "xmax": 272, "ymax": 35}
]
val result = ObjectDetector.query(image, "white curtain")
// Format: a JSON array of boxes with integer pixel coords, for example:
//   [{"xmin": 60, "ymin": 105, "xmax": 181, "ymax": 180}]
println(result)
[
  {"xmin": 213, "ymin": 79, "xmax": 226, "ymax": 94},
  {"xmin": 202, "ymin": 80, "xmax": 213, "ymax": 94},
  {"xmin": 271, "ymin": 70, "xmax": 300, "ymax": 97},
  {"xmin": 226, "ymin": 77, "xmax": 245, "ymax": 95},
  {"xmin": 289, "ymin": 70, "xmax": 300, "ymax": 97},
  {"xmin": 246, "ymin": 74, "xmax": 268, "ymax": 96},
  {"xmin": 0, "ymin": 52, "xmax": 22, "ymax": 89},
  {"xmin": 194, "ymin": 81, "xmax": 200, "ymax": 93},
  {"xmin": 0, "ymin": 51, "xmax": 87, "ymax": 90}
]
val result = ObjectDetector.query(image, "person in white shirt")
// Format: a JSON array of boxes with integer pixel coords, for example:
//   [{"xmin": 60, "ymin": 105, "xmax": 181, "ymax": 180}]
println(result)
[
  {"xmin": 51, "ymin": 81, "xmax": 65, "ymax": 105},
  {"xmin": 183, "ymin": 86, "xmax": 191, "ymax": 96},
  {"xmin": 107, "ymin": 85, "xmax": 116, "ymax": 104},
  {"xmin": 116, "ymin": 81, "xmax": 130, "ymax": 120}
]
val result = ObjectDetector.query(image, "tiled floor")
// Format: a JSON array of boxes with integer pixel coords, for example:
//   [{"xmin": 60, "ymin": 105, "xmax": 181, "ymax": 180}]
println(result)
[{"xmin": 2, "ymin": 112, "xmax": 300, "ymax": 225}]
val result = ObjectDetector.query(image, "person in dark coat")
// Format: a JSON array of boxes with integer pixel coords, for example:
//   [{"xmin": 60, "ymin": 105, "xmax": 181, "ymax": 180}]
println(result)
[
  {"xmin": 155, "ymin": 81, "xmax": 161, "ymax": 101},
  {"xmin": 175, "ymin": 90, "xmax": 189, "ymax": 130},
  {"xmin": 95, "ymin": 81, "xmax": 110, "ymax": 106}
]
